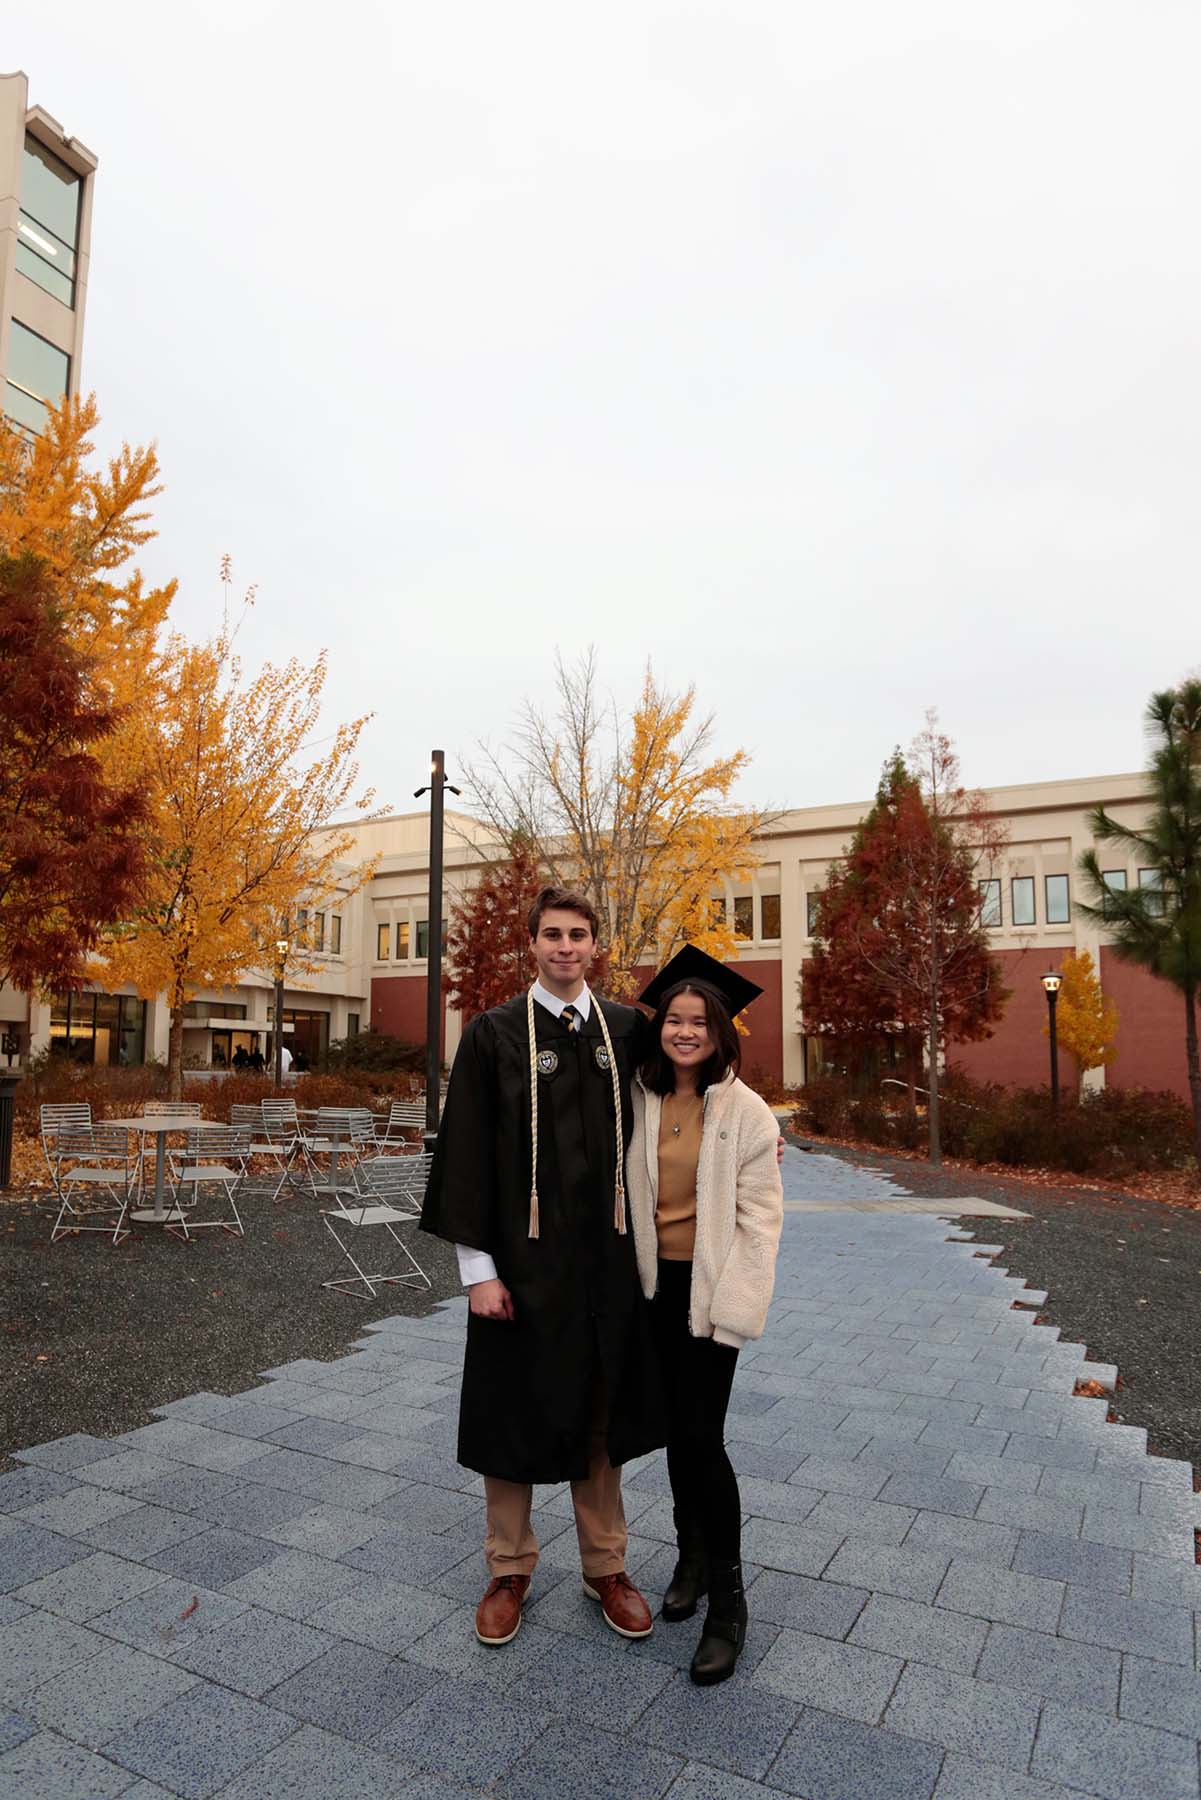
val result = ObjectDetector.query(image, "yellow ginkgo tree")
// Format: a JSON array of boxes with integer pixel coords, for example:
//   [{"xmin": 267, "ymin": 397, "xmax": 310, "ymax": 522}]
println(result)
[
  {"xmin": 1044, "ymin": 948, "xmax": 1119, "ymax": 1095},
  {"xmin": 101, "ymin": 585, "xmax": 377, "ymax": 1093}
]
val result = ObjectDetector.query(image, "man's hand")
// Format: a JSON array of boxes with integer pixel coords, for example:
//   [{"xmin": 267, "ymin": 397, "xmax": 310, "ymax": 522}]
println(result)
[{"xmin": 469, "ymin": 1277, "xmax": 515, "ymax": 1320}]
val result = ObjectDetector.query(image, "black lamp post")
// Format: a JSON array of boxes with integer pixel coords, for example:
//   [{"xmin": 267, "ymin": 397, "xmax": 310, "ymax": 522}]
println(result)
[
  {"xmin": 1042, "ymin": 969, "xmax": 1061, "ymax": 1107},
  {"xmin": 414, "ymin": 751, "xmax": 461, "ymax": 1144},
  {"xmin": 273, "ymin": 935, "xmax": 289, "ymax": 1085}
]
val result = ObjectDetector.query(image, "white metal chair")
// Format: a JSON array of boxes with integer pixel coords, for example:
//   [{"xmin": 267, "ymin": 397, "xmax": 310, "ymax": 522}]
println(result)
[
  {"xmin": 168, "ymin": 1125, "xmax": 251, "ymax": 1240},
  {"xmin": 39, "ymin": 1103, "xmax": 93, "ymax": 1198},
  {"xmin": 260, "ymin": 1098, "xmax": 311, "ymax": 1196},
  {"xmin": 374, "ymin": 1100, "xmax": 425, "ymax": 1149},
  {"xmin": 143, "ymin": 1100, "xmax": 202, "ymax": 1117},
  {"xmin": 50, "ymin": 1126, "xmax": 137, "ymax": 1244},
  {"xmin": 229, "ymin": 1102, "xmax": 292, "ymax": 1200},
  {"xmin": 321, "ymin": 1155, "xmax": 432, "ymax": 1298}
]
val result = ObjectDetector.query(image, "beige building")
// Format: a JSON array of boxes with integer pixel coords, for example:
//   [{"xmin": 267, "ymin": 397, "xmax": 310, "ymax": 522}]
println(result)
[{"xmin": 0, "ymin": 71, "xmax": 96, "ymax": 434}]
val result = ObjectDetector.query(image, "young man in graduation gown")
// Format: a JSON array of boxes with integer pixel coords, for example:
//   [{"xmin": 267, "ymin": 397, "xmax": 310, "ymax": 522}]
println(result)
[{"xmin": 420, "ymin": 885, "xmax": 664, "ymax": 1648}]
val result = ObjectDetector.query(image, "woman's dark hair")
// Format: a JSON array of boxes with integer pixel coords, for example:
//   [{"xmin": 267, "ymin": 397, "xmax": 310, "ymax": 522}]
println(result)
[{"xmin": 639, "ymin": 979, "xmax": 741, "ymax": 1095}]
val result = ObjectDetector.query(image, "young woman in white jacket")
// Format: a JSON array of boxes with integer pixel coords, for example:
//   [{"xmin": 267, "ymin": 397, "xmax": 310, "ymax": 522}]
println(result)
[{"xmin": 628, "ymin": 950, "xmax": 784, "ymax": 1685}]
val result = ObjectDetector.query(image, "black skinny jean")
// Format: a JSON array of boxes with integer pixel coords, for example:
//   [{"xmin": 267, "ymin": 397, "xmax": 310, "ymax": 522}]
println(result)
[{"xmin": 650, "ymin": 1256, "xmax": 741, "ymax": 1561}]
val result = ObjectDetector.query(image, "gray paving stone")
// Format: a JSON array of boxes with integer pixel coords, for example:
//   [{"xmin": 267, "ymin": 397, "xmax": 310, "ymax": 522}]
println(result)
[
  {"xmin": 1059, "ymin": 1585, "xmax": 1194, "ymax": 1665},
  {"xmin": 1133, "ymin": 1553, "xmax": 1201, "ymax": 1611},
  {"xmin": 884, "ymin": 1664, "xmax": 1041, "ymax": 1771},
  {"xmin": 14, "ymin": 1485, "xmax": 145, "ymax": 1538},
  {"xmin": 72, "ymin": 1452, "xmax": 186, "ymax": 1495},
  {"xmin": 856, "ymin": 1438, "xmax": 955, "ymax": 1477},
  {"xmin": 146, "ymin": 1526, "xmax": 281, "ymax": 1587},
  {"xmin": 182, "ymin": 1482, "xmax": 316, "ymax": 1538},
  {"xmin": 0, "ymin": 1524, "xmax": 93, "ymax": 1592},
  {"xmin": 936, "ymin": 1557, "xmax": 1064, "ymax": 1631},
  {"xmin": 903, "ymin": 1510, "xmax": 1017, "ymax": 1567},
  {"xmin": 0, "ymin": 1465, "xmax": 77, "ymax": 1511},
  {"xmin": 328, "ymin": 1433, "xmax": 418, "ymax": 1472},
  {"xmin": 221, "ymin": 1547, "xmax": 366, "ymax": 1619},
  {"xmin": 305, "ymin": 1573, "xmax": 458, "ymax": 1651},
  {"xmin": 263, "ymin": 1639, "xmax": 439, "ymax": 1742},
  {"xmin": 944, "ymin": 1453, "xmax": 1040, "ymax": 1493},
  {"xmin": 753, "ymin": 1628, "xmax": 903, "ymax": 1722},
  {"xmin": 166, "ymin": 1605, "xmax": 332, "ymax": 1696},
  {"xmin": 1082, "ymin": 1503, "xmax": 1194, "ymax": 1559},
  {"xmin": 0, "ymin": 1728, "xmax": 136, "ymax": 1797},
  {"xmin": 1013, "ymin": 1530, "xmax": 1133, "ymax": 1594},
  {"xmin": 505, "ymin": 1629, "xmax": 674, "ymax": 1728},
  {"xmin": 102, "ymin": 1679, "xmax": 296, "ymax": 1799},
  {"xmin": 669, "ymin": 1764, "xmax": 779, "ymax": 1800},
  {"xmin": 13, "ymin": 1434, "xmax": 117, "ymax": 1474},
  {"xmin": 822, "ymin": 1541, "xmax": 951, "ymax": 1604},
  {"xmin": 789, "ymin": 1455, "xmax": 890, "ymax": 1499},
  {"xmin": 877, "ymin": 1473, "xmax": 986, "ymax": 1519},
  {"xmin": 0, "ymin": 1711, "xmax": 35, "ymax": 1754},
  {"xmin": 258, "ymin": 1502, "xmax": 389, "ymax": 1557},
  {"xmin": 200, "ymin": 1401, "xmax": 307, "ymax": 1440},
  {"xmin": 496, "ymin": 1715, "xmax": 682, "ymax": 1800},
  {"xmin": 89, "ymin": 1577, "xmax": 248, "ymax": 1653},
  {"xmin": 368, "ymin": 1482, "xmax": 479, "ymax": 1533},
  {"xmin": 744, "ymin": 1569, "xmax": 868, "ymax": 1638},
  {"xmin": 152, "ymin": 1391, "xmax": 242, "ymax": 1423},
  {"xmin": 404, "ymin": 1605, "xmax": 562, "ymax": 1687},
  {"xmin": 25, "ymin": 1639, "xmax": 201, "ymax": 1748},
  {"xmin": 0, "ymin": 1610, "xmax": 110, "ymax": 1699},
  {"xmin": 920, "ymin": 1425, "xmax": 1011, "ymax": 1459},
  {"xmin": 14, "ymin": 1549, "xmax": 168, "ymax": 1620},
  {"xmin": 1002, "ymin": 1431, "xmax": 1099, "ymax": 1473},
  {"xmin": 373, "ymin": 1674, "xmax": 549, "ymax": 1787},
  {"xmin": 134, "ymin": 1468, "xmax": 247, "ymax": 1515},
  {"xmin": 1038, "ymin": 1469, "xmax": 1143, "ymax": 1514},
  {"xmin": 212, "ymin": 1722, "xmax": 412, "ymax": 1798},
  {"xmin": 1120, "ymin": 1652, "xmax": 1201, "ymax": 1736},
  {"xmin": 932, "ymin": 1754, "xmax": 1096, "ymax": 1800},
  {"xmin": 804, "ymin": 1492, "xmax": 916, "ymax": 1546},
  {"xmin": 630, "ymin": 1668, "xmax": 799, "ymax": 1777},
  {"xmin": 849, "ymin": 1592, "xmax": 988, "ymax": 1675},
  {"xmin": 339, "ymin": 1523, "xmax": 480, "ymax": 1584},
  {"xmin": 740, "ymin": 1517, "xmax": 842, "ymax": 1576},
  {"xmin": 735, "ymin": 1476, "xmax": 824, "ymax": 1526},
  {"xmin": 976, "ymin": 1488, "xmax": 1084, "ymax": 1537},
  {"xmin": 767, "ymin": 1705, "xmax": 944, "ymax": 1800},
  {"xmin": 1031, "ymin": 1700, "xmax": 1200, "ymax": 1800},
  {"xmin": 977, "ymin": 1621, "xmax": 1120, "ymax": 1709}
]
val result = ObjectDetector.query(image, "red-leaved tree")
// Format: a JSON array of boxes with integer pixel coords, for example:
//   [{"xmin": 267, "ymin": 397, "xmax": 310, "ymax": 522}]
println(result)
[
  {"xmin": 0, "ymin": 554, "xmax": 149, "ymax": 993},
  {"xmin": 802, "ymin": 724, "xmax": 1009, "ymax": 1163},
  {"xmin": 444, "ymin": 833, "xmax": 548, "ymax": 1020}
]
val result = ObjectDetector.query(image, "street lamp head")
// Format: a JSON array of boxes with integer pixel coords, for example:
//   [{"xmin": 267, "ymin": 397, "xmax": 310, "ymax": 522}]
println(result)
[{"xmin": 1042, "ymin": 970, "xmax": 1061, "ymax": 996}]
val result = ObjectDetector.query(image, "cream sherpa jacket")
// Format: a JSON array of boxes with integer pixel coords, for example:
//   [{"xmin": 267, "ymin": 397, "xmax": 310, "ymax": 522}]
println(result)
[{"xmin": 628, "ymin": 1071, "xmax": 784, "ymax": 1350}]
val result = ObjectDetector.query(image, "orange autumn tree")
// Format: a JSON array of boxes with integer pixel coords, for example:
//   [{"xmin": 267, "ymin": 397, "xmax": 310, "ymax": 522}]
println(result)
[
  {"xmin": 466, "ymin": 653, "xmax": 760, "ymax": 995},
  {"xmin": 0, "ymin": 395, "xmax": 174, "ymax": 715},
  {"xmin": 101, "ymin": 580, "xmax": 377, "ymax": 1092},
  {"xmin": 1045, "ymin": 949, "xmax": 1119, "ymax": 1094}
]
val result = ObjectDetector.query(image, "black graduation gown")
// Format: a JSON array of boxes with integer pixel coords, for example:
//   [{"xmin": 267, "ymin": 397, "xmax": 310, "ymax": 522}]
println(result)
[{"xmin": 420, "ymin": 993, "xmax": 665, "ymax": 1484}]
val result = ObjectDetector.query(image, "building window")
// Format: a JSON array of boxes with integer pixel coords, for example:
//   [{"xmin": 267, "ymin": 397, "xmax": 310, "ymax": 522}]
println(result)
[
  {"xmin": 1011, "ymin": 876, "xmax": 1035, "ymax": 927},
  {"xmin": 330, "ymin": 914, "xmax": 342, "ymax": 954},
  {"xmin": 1138, "ymin": 867, "xmax": 1166, "ymax": 917},
  {"xmin": 1045, "ymin": 873, "xmax": 1070, "ymax": 925},
  {"xmin": 376, "ymin": 922, "xmax": 389, "ymax": 960},
  {"xmin": 347, "ymin": 1012, "xmax": 360, "ymax": 1036},
  {"xmin": 806, "ymin": 892, "xmax": 823, "ymax": 937},
  {"xmin": 313, "ymin": 913, "xmax": 325, "ymax": 952},
  {"xmin": 977, "ymin": 879, "xmax": 1001, "ymax": 928},
  {"xmin": 6, "ymin": 320, "xmax": 70, "ymax": 436},
  {"xmin": 396, "ymin": 921, "xmax": 410, "ymax": 959},
  {"xmin": 734, "ymin": 896, "xmax": 753, "ymax": 939},
  {"xmin": 50, "ymin": 991, "xmax": 146, "ymax": 1065},
  {"xmin": 760, "ymin": 893, "xmax": 781, "ymax": 940},
  {"xmin": 1100, "ymin": 869, "xmax": 1127, "ymax": 918},
  {"xmin": 183, "ymin": 1001, "xmax": 247, "ymax": 1021},
  {"xmin": 18, "ymin": 135, "xmax": 81, "ymax": 306},
  {"xmin": 416, "ymin": 919, "xmax": 430, "ymax": 959}
]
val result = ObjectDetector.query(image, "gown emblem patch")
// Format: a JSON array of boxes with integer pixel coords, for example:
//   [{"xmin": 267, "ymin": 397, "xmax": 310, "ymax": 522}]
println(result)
[
  {"xmin": 536, "ymin": 1048, "xmax": 559, "ymax": 1075},
  {"xmin": 593, "ymin": 1044, "xmax": 612, "ymax": 1071}
]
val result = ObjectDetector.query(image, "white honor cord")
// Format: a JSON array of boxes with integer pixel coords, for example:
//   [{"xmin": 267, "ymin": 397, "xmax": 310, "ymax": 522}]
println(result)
[{"xmin": 526, "ymin": 986, "xmax": 626, "ymax": 1239}]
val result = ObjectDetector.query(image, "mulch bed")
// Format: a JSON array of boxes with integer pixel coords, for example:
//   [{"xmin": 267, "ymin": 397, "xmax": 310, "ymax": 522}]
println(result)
[
  {"xmin": 790, "ymin": 1133, "xmax": 1201, "ymax": 1470},
  {"xmin": 0, "ymin": 1175, "xmax": 461, "ymax": 1474}
]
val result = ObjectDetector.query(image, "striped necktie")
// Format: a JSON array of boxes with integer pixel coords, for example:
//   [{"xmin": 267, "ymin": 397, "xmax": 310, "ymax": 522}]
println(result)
[{"xmin": 560, "ymin": 1004, "xmax": 580, "ymax": 1034}]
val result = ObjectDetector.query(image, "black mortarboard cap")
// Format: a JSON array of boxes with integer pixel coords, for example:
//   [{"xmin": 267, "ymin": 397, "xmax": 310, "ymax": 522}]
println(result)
[{"xmin": 637, "ymin": 944, "xmax": 764, "ymax": 1018}]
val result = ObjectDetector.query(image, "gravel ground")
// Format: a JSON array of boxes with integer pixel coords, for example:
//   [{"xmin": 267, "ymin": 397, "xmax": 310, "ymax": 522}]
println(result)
[
  {"xmin": 790, "ymin": 1133, "xmax": 1201, "ymax": 1470},
  {"xmin": 0, "ymin": 1173, "xmax": 461, "ymax": 1472}
]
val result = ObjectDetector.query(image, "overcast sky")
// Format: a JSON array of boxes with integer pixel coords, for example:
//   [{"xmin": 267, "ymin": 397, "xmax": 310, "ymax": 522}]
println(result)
[{"xmin": 15, "ymin": 2, "xmax": 1200, "ymax": 819}]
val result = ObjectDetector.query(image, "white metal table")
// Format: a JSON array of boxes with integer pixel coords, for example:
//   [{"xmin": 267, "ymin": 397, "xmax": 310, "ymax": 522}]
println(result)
[{"xmin": 108, "ymin": 1116, "xmax": 225, "ymax": 1224}]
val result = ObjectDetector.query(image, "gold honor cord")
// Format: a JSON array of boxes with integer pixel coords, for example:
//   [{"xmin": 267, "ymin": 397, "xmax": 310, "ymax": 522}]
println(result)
[{"xmin": 526, "ymin": 987, "xmax": 626, "ymax": 1239}]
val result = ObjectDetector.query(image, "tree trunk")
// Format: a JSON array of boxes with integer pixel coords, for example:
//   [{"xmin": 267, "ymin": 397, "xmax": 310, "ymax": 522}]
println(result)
[
  {"xmin": 168, "ymin": 1007, "xmax": 185, "ymax": 1101},
  {"xmin": 927, "ymin": 1003, "xmax": 941, "ymax": 1167},
  {"xmin": 1185, "ymin": 985, "xmax": 1201, "ymax": 1170}
]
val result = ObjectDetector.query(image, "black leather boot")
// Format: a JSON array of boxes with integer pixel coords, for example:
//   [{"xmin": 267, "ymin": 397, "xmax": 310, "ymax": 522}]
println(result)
[
  {"xmin": 689, "ymin": 1558, "xmax": 747, "ymax": 1685},
  {"xmin": 662, "ymin": 1509, "xmax": 708, "ymax": 1622}
]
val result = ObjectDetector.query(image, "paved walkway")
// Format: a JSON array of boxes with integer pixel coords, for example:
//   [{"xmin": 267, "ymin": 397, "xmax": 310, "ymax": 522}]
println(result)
[{"xmin": 2, "ymin": 1148, "xmax": 1200, "ymax": 1798}]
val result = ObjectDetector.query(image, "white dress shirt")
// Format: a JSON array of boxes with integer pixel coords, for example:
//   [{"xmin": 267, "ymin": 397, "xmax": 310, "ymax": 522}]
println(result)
[{"xmin": 454, "ymin": 982, "xmax": 593, "ymax": 1288}]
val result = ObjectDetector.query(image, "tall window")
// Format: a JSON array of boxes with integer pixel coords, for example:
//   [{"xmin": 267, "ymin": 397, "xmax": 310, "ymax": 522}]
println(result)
[
  {"xmin": 760, "ymin": 893, "xmax": 781, "ymax": 939},
  {"xmin": 330, "ymin": 914, "xmax": 342, "ymax": 954},
  {"xmin": 313, "ymin": 913, "xmax": 325, "ymax": 952},
  {"xmin": 1011, "ymin": 876, "xmax": 1035, "ymax": 926},
  {"xmin": 347, "ymin": 1012, "xmax": 360, "ymax": 1036},
  {"xmin": 1101, "ymin": 869, "xmax": 1127, "ymax": 918},
  {"xmin": 1045, "ymin": 873, "xmax": 1070, "ymax": 924},
  {"xmin": 977, "ymin": 879, "xmax": 1001, "ymax": 928},
  {"xmin": 1138, "ymin": 868, "xmax": 1165, "ymax": 917},
  {"xmin": 416, "ymin": 919, "xmax": 430, "ymax": 959},
  {"xmin": 396, "ymin": 921, "xmax": 410, "ymax": 959},
  {"xmin": 18, "ymin": 135, "xmax": 81, "ymax": 306},
  {"xmin": 376, "ymin": 922, "xmax": 390, "ymax": 960},
  {"xmin": 734, "ymin": 896, "xmax": 753, "ymax": 939},
  {"xmin": 50, "ymin": 992, "xmax": 146, "ymax": 1065},
  {"xmin": 805, "ymin": 892, "xmax": 823, "ymax": 936},
  {"xmin": 6, "ymin": 320, "xmax": 70, "ymax": 436}
]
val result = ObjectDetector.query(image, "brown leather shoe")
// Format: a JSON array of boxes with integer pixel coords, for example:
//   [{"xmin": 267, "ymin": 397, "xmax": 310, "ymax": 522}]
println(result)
[
  {"xmin": 475, "ymin": 1573, "xmax": 530, "ymax": 1645},
  {"xmin": 582, "ymin": 1571, "xmax": 653, "ymax": 1639}
]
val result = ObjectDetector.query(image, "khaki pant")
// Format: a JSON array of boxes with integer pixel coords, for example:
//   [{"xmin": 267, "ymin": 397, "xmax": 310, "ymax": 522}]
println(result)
[{"xmin": 483, "ymin": 1394, "xmax": 627, "ymax": 1580}]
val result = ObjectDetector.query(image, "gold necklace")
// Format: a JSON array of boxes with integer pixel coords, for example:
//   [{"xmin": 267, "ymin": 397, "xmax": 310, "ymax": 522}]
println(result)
[{"xmin": 666, "ymin": 1091, "xmax": 701, "ymax": 1136}]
